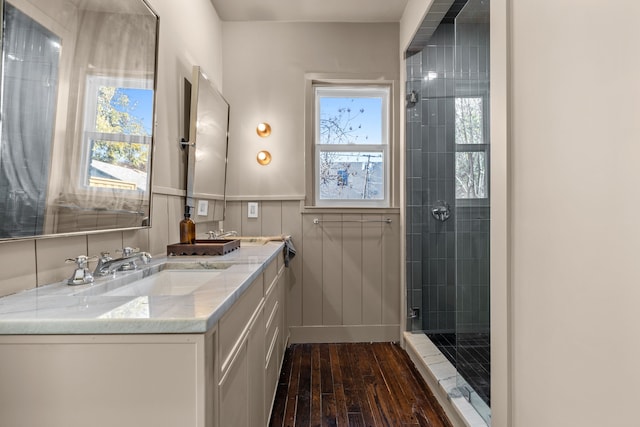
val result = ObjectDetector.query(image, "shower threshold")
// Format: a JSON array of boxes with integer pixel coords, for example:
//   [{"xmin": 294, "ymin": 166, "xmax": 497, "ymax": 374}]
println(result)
[
  {"xmin": 427, "ymin": 332, "xmax": 491, "ymax": 406},
  {"xmin": 404, "ymin": 332, "xmax": 491, "ymax": 426}
]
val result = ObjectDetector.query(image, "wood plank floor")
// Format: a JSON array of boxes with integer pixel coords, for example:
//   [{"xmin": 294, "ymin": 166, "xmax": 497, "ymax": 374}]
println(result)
[{"xmin": 269, "ymin": 342, "xmax": 453, "ymax": 427}]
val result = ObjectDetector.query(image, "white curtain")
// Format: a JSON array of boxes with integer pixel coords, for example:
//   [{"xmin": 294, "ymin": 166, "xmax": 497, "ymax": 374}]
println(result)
[{"xmin": 0, "ymin": 2, "xmax": 60, "ymax": 237}]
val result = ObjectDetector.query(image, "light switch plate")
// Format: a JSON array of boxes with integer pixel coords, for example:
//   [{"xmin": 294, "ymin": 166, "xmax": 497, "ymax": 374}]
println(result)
[
  {"xmin": 247, "ymin": 202, "xmax": 258, "ymax": 218},
  {"xmin": 197, "ymin": 200, "xmax": 208, "ymax": 216}
]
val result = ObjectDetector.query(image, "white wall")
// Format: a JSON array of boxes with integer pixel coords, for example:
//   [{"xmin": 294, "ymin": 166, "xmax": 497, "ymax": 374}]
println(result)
[{"xmin": 402, "ymin": 0, "xmax": 640, "ymax": 426}]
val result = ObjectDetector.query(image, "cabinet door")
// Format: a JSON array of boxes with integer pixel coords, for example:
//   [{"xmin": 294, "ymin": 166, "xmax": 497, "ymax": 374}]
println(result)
[
  {"xmin": 277, "ymin": 269, "xmax": 287, "ymax": 356},
  {"xmin": 265, "ymin": 270, "xmax": 287, "ymax": 420},
  {"xmin": 264, "ymin": 326, "xmax": 280, "ymax": 418},
  {"xmin": 219, "ymin": 274, "xmax": 263, "ymax": 373},
  {"xmin": 218, "ymin": 306, "xmax": 264, "ymax": 427},
  {"xmin": 219, "ymin": 338, "xmax": 249, "ymax": 427},
  {"xmin": 248, "ymin": 307, "xmax": 265, "ymax": 426},
  {"xmin": 0, "ymin": 335, "xmax": 204, "ymax": 427}
]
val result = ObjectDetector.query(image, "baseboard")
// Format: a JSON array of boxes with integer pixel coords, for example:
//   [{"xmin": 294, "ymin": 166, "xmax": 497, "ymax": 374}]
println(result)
[{"xmin": 288, "ymin": 324, "xmax": 400, "ymax": 343}]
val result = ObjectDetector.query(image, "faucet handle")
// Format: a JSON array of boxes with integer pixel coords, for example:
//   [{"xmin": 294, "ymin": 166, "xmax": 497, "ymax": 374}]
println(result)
[
  {"xmin": 65, "ymin": 255, "xmax": 97, "ymax": 268},
  {"xmin": 139, "ymin": 252, "xmax": 152, "ymax": 264},
  {"xmin": 207, "ymin": 231, "xmax": 216, "ymax": 240},
  {"xmin": 99, "ymin": 252, "xmax": 112, "ymax": 261}
]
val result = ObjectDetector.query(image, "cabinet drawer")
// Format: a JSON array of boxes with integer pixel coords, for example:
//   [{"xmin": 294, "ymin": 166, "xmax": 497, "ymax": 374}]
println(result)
[
  {"xmin": 264, "ymin": 327, "xmax": 280, "ymax": 415},
  {"xmin": 277, "ymin": 248, "xmax": 285, "ymax": 271},
  {"xmin": 264, "ymin": 259, "xmax": 277, "ymax": 294},
  {"xmin": 219, "ymin": 337, "xmax": 249, "ymax": 427},
  {"xmin": 265, "ymin": 299, "xmax": 279, "ymax": 353},
  {"xmin": 264, "ymin": 271, "xmax": 279, "ymax": 326},
  {"xmin": 219, "ymin": 273, "xmax": 263, "ymax": 372}
]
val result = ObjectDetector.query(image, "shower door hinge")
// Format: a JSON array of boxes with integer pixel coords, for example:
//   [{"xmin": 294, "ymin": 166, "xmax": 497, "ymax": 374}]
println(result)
[{"xmin": 409, "ymin": 307, "xmax": 420, "ymax": 319}]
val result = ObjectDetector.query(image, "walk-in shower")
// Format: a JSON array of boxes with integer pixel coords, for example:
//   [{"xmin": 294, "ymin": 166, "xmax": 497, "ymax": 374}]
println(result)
[{"xmin": 405, "ymin": 0, "xmax": 490, "ymax": 423}]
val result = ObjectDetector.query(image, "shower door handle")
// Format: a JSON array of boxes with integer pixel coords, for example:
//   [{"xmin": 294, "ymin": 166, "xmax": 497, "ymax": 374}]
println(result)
[{"xmin": 431, "ymin": 200, "xmax": 451, "ymax": 222}]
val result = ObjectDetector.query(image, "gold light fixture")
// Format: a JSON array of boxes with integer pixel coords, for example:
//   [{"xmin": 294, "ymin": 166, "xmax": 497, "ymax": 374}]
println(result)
[
  {"xmin": 256, "ymin": 122, "xmax": 271, "ymax": 137},
  {"xmin": 256, "ymin": 150, "xmax": 272, "ymax": 165}
]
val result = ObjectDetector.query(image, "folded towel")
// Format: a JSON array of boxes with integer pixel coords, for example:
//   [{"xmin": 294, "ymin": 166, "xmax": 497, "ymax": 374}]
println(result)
[{"xmin": 283, "ymin": 236, "xmax": 296, "ymax": 267}]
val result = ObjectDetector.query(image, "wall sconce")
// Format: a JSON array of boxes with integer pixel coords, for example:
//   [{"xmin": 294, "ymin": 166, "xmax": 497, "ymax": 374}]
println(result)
[
  {"xmin": 256, "ymin": 150, "xmax": 272, "ymax": 165},
  {"xmin": 256, "ymin": 122, "xmax": 271, "ymax": 137}
]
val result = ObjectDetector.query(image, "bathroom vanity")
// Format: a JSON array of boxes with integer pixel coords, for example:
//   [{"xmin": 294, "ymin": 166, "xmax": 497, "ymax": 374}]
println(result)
[{"xmin": 0, "ymin": 242, "xmax": 287, "ymax": 427}]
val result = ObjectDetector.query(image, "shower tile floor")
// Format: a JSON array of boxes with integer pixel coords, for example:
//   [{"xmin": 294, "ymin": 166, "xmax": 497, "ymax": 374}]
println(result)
[{"xmin": 427, "ymin": 332, "xmax": 491, "ymax": 406}]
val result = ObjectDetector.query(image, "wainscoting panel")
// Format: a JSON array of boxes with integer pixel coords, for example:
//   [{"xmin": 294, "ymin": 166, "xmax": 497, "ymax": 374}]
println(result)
[
  {"xmin": 383, "ymin": 214, "xmax": 401, "ymax": 325},
  {"xmin": 301, "ymin": 214, "xmax": 324, "ymax": 326},
  {"xmin": 298, "ymin": 212, "xmax": 401, "ymax": 342},
  {"xmin": 342, "ymin": 214, "xmax": 363, "ymax": 326},
  {"xmin": 281, "ymin": 201, "xmax": 303, "ymax": 329},
  {"xmin": 261, "ymin": 201, "xmax": 283, "ymax": 237},
  {"xmin": 222, "ymin": 201, "xmax": 400, "ymax": 343},
  {"xmin": 322, "ymin": 214, "xmax": 343, "ymax": 326},
  {"xmin": 225, "ymin": 200, "xmax": 303, "ymax": 331},
  {"xmin": 363, "ymin": 216, "xmax": 384, "ymax": 325}
]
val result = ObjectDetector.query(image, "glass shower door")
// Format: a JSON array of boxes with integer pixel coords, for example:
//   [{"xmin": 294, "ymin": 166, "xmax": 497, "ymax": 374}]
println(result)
[{"xmin": 454, "ymin": 0, "xmax": 491, "ymax": 423}]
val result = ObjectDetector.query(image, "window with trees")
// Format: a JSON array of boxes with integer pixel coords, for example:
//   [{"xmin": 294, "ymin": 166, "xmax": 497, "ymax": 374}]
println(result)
[
  {"xmin": 314, "ymin": 85, "xmax": 390, "ymax": 207},
  {"xmin": 82, "ymin": 75, "xmax": 154, "ymax": 191},
  {"xmin": 455, "ymin": 96, "xmax": 488, "ymax": 202}
]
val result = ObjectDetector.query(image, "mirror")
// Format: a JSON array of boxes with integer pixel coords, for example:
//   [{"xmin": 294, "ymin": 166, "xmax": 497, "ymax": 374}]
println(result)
[
  {"xmin": 0, "ymin": 0, "xmax": 159, "ymax": 239},
  {"xmin": 186, "ymin": 66, "xmax": 229, "ymax": 222}
]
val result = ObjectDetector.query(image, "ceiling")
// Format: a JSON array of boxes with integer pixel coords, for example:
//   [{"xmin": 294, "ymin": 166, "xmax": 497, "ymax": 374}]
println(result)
[{"xmin": 209, "ymin": 0, "xmax": 410, "ymax": 22}]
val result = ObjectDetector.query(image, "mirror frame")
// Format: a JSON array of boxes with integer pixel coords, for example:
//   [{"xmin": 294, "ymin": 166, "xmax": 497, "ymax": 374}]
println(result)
[{"xmin": 185, "ymin": 65, "xmax": 230, "ymax": 222}]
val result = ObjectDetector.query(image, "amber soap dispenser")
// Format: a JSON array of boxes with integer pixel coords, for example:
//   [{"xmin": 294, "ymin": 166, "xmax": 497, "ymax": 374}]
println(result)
[{"xmin": 180, "ymin": 205, "xmax": 196, "ymax": 244}]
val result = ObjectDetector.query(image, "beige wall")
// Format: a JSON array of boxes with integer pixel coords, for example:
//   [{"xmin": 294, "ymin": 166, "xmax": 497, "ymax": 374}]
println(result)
[
  {"xmin": 509, "ymin": 1, "xmax": 640, "ymax": 426},
  {"xmin": 221, "ymin": 22, "xmax": 402, "ymax": 341},
  {"xmin": 402, "ymin": 0, "xmax": 640, "ymax": 426},
  {"xmin": 221, "ymin": 22, "xmax": 400, "ymax": 200},
  {"xmin": 0, "ymin": 0, "xmax": 223, "ymax": 295},
  {"xmin": 146, "ymin": 0, "xmax": 224, "ymax": 254}
]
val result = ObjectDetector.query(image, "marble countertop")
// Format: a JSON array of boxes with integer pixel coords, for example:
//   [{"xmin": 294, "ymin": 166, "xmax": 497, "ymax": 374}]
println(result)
[{"xmin": 0, "ymin": 241, "xmax": 284, "ymax": 335}]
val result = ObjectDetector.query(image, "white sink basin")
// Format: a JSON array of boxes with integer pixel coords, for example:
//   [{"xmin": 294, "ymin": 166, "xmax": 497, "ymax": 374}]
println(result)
[{"xmin": 102, "ymin": 270, "xmax": 221, "ymax": 296}]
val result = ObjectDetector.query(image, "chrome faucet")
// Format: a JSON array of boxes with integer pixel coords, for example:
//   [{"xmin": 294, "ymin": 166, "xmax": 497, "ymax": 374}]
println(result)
[
  {"xmin": 93, "ymin": 247, "xmax": 152, "ymax": 277},
  {"xmin": 207, "ymin": 230, "xmax": 238, "ymax": 239}
]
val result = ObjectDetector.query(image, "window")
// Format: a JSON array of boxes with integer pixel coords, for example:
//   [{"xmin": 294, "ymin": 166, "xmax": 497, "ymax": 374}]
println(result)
[
  {"xmin": 82, "ymin": 75, "xmax": 154, "ymax": 191},
  {"xmin": 314, "ymin": 85, "xmax": 390, "ymax": 207},
  {"xmin": 455, "ymin": 96, "xmax": 488, "ymax": 202}
]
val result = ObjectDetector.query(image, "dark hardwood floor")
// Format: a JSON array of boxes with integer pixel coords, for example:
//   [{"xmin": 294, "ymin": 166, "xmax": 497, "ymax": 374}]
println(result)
[{"xmin": 269, "ymin": 342, "xmax": 453, "ymax": 427}]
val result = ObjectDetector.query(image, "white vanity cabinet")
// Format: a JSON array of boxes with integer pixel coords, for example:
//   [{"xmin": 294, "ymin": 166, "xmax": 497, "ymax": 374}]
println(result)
[
  {"xmin": 0, "ymin": 243, "xmax": 288, "ymax": 427},
  {"xmin": 217, "ymin": 271, "xmax": 265, "ymax": 427},
  {"xmin": 265, "ymin": 251, "xmax": 287, "ymax": 415},
  {"xmin": 0, "ymin": 330, "xmax": 218, "ymax": 427},
  {"xmin": 217, "ymin": 250, "xmax": 287, "ymax": 427}
]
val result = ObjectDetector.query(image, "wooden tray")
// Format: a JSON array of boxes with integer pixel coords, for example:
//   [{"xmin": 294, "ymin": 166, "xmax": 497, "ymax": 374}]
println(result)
[{"xmin": 167, "ymin": 239, "xmax": 240, "ymax": 256}]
